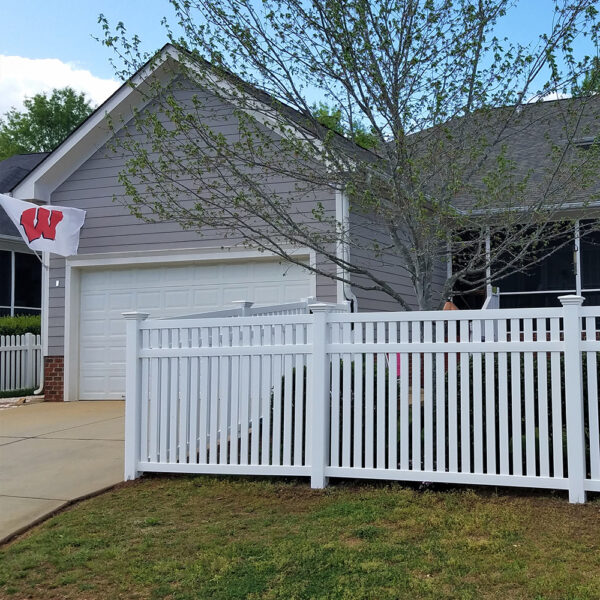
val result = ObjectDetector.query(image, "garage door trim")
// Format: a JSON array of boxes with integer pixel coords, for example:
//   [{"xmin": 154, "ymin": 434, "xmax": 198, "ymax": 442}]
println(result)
[{"xmin": 64, "ymin": 247, "xmax": 317, "ymax": 402}]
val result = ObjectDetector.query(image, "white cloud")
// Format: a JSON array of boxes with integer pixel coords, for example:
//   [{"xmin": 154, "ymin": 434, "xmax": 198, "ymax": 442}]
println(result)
[
  {"xmin": 0, "ymin": 55, "xmax": 120, "ymax": 114},
  {"xmin": 527, "ymin": 91, "xmax": 572, "ymax": 103}
]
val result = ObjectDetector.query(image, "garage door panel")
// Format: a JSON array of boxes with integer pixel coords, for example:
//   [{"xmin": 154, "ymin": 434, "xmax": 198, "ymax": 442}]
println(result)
[
  {"xmin": 135, "ymin": 291, "xmax": 163, "ymax": 311},
  {"xmin": 164, "ymin": 289, "xmax": 191, "ymax": 309},
  {"xmin": 192, "ymin": 289, "xmax": 221, "ymax": 307},
  {"xmin": 81, "ymin": 292, "xmax": 107, "ymax": 311},
  {"xmin": 109, "ymin": 292, "xmax": 135, "ymax": 310},
  {"xmin": 78, "ymin": 259, "xmax": 311, "ymax": 400}
]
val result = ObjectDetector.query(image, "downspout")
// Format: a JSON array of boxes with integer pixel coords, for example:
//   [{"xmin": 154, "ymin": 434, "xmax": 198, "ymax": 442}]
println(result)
[
  {"xmin": 34, "ymin": 251, "xmax": 49, "ymax": 395},
  {"xmin": 337, "ymin": 189, "xmax": 358, "ymax": 311}
]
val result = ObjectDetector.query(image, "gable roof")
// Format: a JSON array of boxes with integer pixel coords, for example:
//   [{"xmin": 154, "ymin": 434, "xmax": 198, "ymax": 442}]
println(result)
[
  {"xmin": 11, "ymin": 46, "xmax": 180, "ymax": 202},
  {"xmin": 11, "ymin": 44, "xmax": 376, "ymax": 203},
  {"xmin": 0, "ymin": 152, "xmax": 48, "ymax": 193},
  {"xmin": 0, "ymin": 152, "xmax": 49, "ymax": 238}
]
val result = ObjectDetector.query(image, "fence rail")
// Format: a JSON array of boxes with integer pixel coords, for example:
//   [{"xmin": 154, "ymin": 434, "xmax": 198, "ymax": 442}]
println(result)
[
  {"xmin": 123, "ymin": 296, "xmax": 600, "ymax": 503},
  {"xmin": 0, "ymin": 333, "xmax": 42, "ymax": 392}
]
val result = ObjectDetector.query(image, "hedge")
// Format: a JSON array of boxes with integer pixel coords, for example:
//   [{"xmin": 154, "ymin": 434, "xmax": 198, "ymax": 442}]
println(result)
[{"xmin": 0, "ymin": 314, "xmax": 41, "ymax": 336}]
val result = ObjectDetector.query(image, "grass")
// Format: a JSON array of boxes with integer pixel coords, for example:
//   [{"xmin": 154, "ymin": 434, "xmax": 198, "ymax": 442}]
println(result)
[{"xmin": 1, "ymin": 476, "xmax": 599, "ymax": 599}]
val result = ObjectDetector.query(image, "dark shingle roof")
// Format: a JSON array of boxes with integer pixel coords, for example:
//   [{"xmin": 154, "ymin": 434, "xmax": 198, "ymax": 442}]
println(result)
[
  {"xmin": 0, "ymin": 153, "xmax": 48, "ymax": 237},
  {"xmin": 0, "ymin": 152, "xmax": 48, "ymax": 193}
]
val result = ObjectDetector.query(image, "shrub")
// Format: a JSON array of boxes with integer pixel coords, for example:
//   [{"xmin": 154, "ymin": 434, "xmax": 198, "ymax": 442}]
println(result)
[{"xmin": 0, "ymin": 314, "xmax": 41, "ymax": 336}]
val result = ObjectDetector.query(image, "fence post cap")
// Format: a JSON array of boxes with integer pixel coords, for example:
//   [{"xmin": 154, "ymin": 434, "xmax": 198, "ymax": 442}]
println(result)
[
  {"xmin": 558, "ymin": 295, "xmax": 585, "ymax": 306},
  {"xmin": 310, "ymin": 303, "xmax": 335, "ymax": 313},
  {"xmin": 122, "ymin": 311, "xmax": 150, "ymax": 320},
  {"xmin": 231, "ymin": 300, "xmax": 254, "ymax": 308}
]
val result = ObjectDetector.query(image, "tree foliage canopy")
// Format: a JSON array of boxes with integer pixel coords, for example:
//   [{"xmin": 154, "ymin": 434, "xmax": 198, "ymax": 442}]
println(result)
[
  {"xmin": 0, "ymin": 87, "xmax": 94, "ymax": 160},
  {"xmin": 100, "ymin": 1, "xmax": 600, "ymax": 309}
]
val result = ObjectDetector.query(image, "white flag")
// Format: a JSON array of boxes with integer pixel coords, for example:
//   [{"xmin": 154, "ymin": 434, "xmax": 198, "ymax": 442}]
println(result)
[{"xmin": 0, "ymin": 194, "xmax": 85, "ymax": 257}]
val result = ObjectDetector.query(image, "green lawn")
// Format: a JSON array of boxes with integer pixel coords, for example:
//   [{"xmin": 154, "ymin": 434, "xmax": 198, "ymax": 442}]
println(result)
[{"xmin": 1, "ymin": 477, "xmax": 599, "ymax": 599}]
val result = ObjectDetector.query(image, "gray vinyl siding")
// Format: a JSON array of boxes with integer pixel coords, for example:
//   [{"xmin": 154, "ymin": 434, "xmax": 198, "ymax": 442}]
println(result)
[
  {"xmin": 348, "ymin": 209, "xmax": 446, "ymax": 312},
  {"xmin": 46, "ymin": 80, "xmax": 338, "ymax": 355}
]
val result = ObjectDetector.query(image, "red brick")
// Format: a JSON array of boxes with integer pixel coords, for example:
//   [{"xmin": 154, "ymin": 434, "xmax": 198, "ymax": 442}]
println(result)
[{"xmin": 43, "ymin": 356, "xmax": 64, "ymax": 402}]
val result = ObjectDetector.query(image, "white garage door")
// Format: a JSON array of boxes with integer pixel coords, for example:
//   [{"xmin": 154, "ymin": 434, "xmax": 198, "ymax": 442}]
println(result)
[{"xmin": 78, "ymin": 259, "xmax": 312, "ymax": 400}]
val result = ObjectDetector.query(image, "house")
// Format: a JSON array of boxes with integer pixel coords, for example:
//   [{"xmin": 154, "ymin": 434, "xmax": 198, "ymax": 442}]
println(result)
[
  {"xmin": 0, "ymin": 152, "xmax": 47, "ymax": 316},
  {"xmin": 8, "ymin": 44, "xmax": 599, "ymax": 402},
  {"xmin": 10, "ymin": 45, "xmax": 434, "ymax": 402}
]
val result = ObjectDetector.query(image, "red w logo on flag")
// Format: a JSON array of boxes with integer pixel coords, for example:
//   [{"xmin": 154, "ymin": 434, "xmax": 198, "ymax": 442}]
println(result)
[{"xmin": 20, "ymin": 207, "xmax": 64, "ymax": 243}]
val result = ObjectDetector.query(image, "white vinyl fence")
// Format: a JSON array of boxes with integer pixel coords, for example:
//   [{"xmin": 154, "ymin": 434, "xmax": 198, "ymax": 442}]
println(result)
[
  {"xmin": 0, "ymin": 333, "xmax": 42, "ymax": 392},
  {"xmin": 123, "ymin": 296, "xmax": 600, "ymax": 503}
]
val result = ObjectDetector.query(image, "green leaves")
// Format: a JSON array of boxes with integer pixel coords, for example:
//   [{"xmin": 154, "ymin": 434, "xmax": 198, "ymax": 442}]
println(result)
[{"xmin": 0, "ymin": 88, "xmax": 94, "ymax": 160}]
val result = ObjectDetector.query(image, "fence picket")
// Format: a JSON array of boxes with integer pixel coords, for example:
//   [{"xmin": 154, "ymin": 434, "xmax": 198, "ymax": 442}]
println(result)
[
  {"xmin": 523, "ymin": 319, "xmax": 536, "ymax": 476},
  {"xmin": 435, "ymin": 321, "xmax": 446, "ymax": 473},
  {"xmin": 169, "ymin": 328, "xmax": 179, "ymax": 464},
  {"xmin": 140, "ymin": 330, "xmax": 150, "ymax": 463},
  {"xmin": 198, "ymin": 327, "xmax": 210, "ymax": 464},
  {"xmin": 411, "ymin": 321, "xmax": 422, "ymax": 471},
  {"xmin": 342, "ymin": 322, "xmax": 352, "ymax": 468},
  {"xmin": 388, "ymin": 322, "xmax": 398, "ymax": 471},
  {"xmin": 365, "ymin": 322, "xmax": 375, "ymax": 469},
  {"xmin": 261, "ymin": 325, "xmax": 273, "ymax": 466},
  {"xmin": 239, "ymin": 326, "xmax": 251, "ymax": 465},
  {"xmin": 251, "ymin": 325, "xmax": 262, "ymax": 465},
  {"xmin": 377, "ymin": 321, "xmax": 386, "ymax": 469},
  {"xmin": 472, "ymin": 319, "xmax": 483, "ymax": 473},
  {"xmin": 208, "ymin": 327, "xmax": 219, "ymax": 465},
  {"xmin": 294, "ymin": 323, "xmax": 305, "ymax": 466},
  {"xmin": 272, "ymin": 325, "xmax": 283, "ymax": 465},
  {"xmin": 484, "ymin": 319, "xmax": 496, "ymax": 474},
  {"xmin": 536, "ymin": 318, "xmax": 550, "ymax": 477},
  {"xmin": 159, "ymin": 329, "xmax": 170, "ymax": 463},
  {"xmin": 510, "ymin": 319, "xmax": 523, "ymax": 476},
  {"xmin": 550, "ymin": 318, "xmax": 563, "ymax": 478},
  {"xmin": 353, "ymin": 323, "xmax": 364, "ymax": 468},
  {"xmin": 219, "ymin": 326, "xmax": 231, "ymax": 465},
  {"xmin": 399, "ymin": 322, "xmax": 410, "ymax": 471},
  {"xmin": 447, "ymin": 321, "xmax": 458, "ymax": 472},
  {"xmin": 330, "ymin": 323, "xmax": 341, "ymax": 467},
  {"xmin": 585, "ymin": 317, "xmax": 600, "ymax": 480},
  {"xmin": 282, "ymin": 324, "xmax": 294, "ymax": 466},
  {"xmin": 497, "ymin": 320, "xmax": 509, "ymax": 475},
  {"xmin": 459, "ymin": 319, "xmax": 471, "ymax": 473},
  {"xmin": 423, "ymin": 321, "xmax": 433, "ymax": 472},
  {"xmin": 189, "ymin": 328, "xmax": 200, "ymax": 465}
]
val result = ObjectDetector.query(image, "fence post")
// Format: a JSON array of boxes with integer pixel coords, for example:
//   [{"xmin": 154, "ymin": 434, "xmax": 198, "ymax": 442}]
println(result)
[
  {"xmin": 25, "ymin": 333, "xmax": 35, "ymax": 389},
  {"xmin": 122, "ymin": 311, "xmax": 149, "ymax": 481},
  {"xmin": 559, "ymin": 295, "xmax": 586, "ymax": 503},
  {"xmin": 309, "ymin": 304, "xmax": 333, "ymax": 488}
]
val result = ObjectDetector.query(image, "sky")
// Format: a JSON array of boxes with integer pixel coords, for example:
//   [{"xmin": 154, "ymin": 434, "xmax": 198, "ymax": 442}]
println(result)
[{"xmin": 0, "ymin": 0, "xmax": 596, "ymax": 114}]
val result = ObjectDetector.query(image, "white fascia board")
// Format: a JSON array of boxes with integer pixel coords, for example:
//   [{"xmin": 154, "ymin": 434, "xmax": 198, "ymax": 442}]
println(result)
[
  {"xmin": 12, "ymin": 50, "xmax": 177, "ymax": 203},
  {"xmin": 65, "ymin": 244, "xmax": 314, "ymax": 268}
]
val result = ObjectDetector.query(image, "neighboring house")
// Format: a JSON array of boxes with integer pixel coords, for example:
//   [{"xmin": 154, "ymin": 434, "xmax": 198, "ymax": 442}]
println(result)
[
  {"xmin": 448, "ymin": 98, "xmax": 600, "ymax": 310},
  {"xmin": 0, "ymin": 152, "xmax": 47, "ymax": 316},
  {"xmin": 8, "ymin": 44, "xmax": 599, "ymax": 401}
]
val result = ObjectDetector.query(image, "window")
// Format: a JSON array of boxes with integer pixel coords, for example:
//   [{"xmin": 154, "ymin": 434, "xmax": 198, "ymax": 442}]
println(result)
[
  {"xmin": 580, "ymin": 222, "xmax": 600, "ymax": 289},
  {"xmin": 453, "ymin": 220, "xmax": 600, "ymax": 309},
  {"xmin": 0, "ymin": 250, "xmax": 42, "ymax": 316},
  {"xmin": 14, "ymin": 253, "xmax": 41, "ymax": 309}
]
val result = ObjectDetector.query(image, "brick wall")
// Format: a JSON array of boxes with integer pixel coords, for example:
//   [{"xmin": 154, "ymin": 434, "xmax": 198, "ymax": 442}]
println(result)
[{"xmin": 44, "ymin": 356, "xmax": 64, "ymax": 402}]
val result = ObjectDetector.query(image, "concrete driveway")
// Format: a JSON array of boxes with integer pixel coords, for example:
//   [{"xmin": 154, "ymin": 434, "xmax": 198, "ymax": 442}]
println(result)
[{"xmin": 0, "ymin": 401, "xmax": 125, "ymax": 543}]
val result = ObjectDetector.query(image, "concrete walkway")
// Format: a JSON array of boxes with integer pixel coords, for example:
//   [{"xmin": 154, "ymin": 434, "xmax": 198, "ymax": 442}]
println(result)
[{"xmin": 0, "ymin": 401, "xmax": 125, "ymax": 543}]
